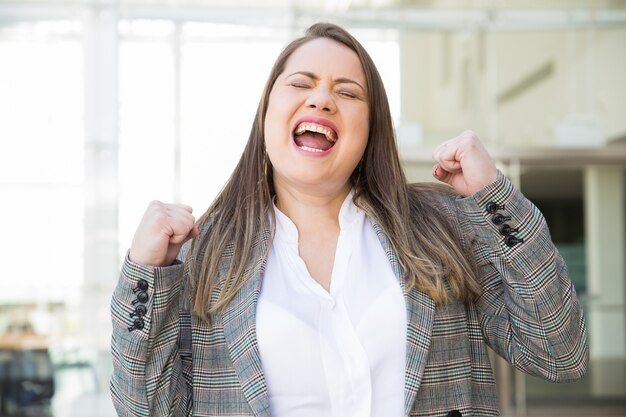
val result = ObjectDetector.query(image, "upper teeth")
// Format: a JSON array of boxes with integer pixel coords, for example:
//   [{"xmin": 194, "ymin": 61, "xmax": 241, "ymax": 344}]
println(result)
[{"xmin": 294, "ymin": 122, "xmax": 336, "ymax": 143}]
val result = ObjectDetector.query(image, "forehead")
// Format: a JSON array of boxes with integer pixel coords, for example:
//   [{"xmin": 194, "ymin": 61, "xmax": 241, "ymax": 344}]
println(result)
[{"xmin": 283, "ymin": 38, "xmax": 366, "ymax": 83}]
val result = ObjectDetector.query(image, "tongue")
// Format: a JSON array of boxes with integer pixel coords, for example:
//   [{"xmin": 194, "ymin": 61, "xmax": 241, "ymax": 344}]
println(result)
[{"xmin": 294, "ymin": 132, "xmax": 334, "ymax": 151}]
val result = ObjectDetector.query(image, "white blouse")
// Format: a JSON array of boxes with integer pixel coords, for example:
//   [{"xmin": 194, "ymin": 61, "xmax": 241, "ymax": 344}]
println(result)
[{"xmin": 256, "ymin": 193, "xmax": 407, "ymax": 417}]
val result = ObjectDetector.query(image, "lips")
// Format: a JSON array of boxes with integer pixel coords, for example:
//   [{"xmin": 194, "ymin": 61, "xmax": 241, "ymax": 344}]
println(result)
[{"xmin": 292, "ymin": 118, "xmax": 338, "ymax": 154}]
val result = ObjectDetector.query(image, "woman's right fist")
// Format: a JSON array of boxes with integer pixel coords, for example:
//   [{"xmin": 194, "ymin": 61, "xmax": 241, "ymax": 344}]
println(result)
[{"xmin": 129, "ymin": 201, "xmax": 200, "ymax": 267}]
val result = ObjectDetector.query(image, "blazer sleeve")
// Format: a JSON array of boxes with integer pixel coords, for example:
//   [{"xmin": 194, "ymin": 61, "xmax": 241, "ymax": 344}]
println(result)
[
  {"xmin": 450, "ymin": 170, "xmax": 589, "ymax": 382},
  {"xmin": 110, "ymin": 251, "xmax": 193, "ymax": 417}
]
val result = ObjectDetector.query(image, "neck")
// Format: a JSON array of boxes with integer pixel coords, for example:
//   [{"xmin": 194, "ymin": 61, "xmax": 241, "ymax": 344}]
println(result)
[{"xmin": 273, "ymin": 182, "xmax": 351, "ymax": 236}]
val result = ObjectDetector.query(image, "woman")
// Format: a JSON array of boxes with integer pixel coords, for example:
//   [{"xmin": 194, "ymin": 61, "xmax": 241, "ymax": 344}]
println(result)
[{"xmin": 111, "ymin": 23, "xmax": 588, "ymax": 417}]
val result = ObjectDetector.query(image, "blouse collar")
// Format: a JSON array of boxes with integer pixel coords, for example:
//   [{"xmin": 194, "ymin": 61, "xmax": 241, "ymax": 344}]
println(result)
[{"xmin": 272, "ymin": 190, "xmax": 362, "ymax": 245}]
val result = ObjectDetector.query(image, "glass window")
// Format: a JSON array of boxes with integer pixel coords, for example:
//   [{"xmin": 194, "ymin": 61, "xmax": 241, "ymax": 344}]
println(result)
[
  {"xmin": 0, "ymin": 20, "xmax": 84, "ymax": 304},
  {"xmin": 118, "ymin": 19, "xmax": 177, "ymax": 252},
  {"xmin": 179, "ymin": 23, "xmax": 286, "ymax": 212}
]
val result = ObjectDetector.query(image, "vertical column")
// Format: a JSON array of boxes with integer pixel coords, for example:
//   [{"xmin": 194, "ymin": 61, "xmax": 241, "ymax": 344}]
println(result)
[
  {"xmin": 398, "ymin": 31, "xmax": 434, "ymax": 182},
  {"xmin": 484, "ymin": 29, "xmax": 498, "ymax": 146},
  {"xmin": 584, "ymin": 166, "xmax": 626, "ymax": 396},
  {"xmin": 397, "ymin": 30, "xmax": 427, "ymax": 154},
  {"xmin": 172, "ymin": 23, "xmax": 182, "ymax": 203},
  {"xmin": 399, "ymin": 31, "xmax": 427, "ymax": 125},
  {"xmin": 83, "ymin": 5, "xmax": 119, "ymax": 361}
]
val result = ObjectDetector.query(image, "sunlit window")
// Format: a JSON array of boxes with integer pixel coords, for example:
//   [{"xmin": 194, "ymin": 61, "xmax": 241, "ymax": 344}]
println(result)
[
  {"xmin": 1, "ymin": 5, "xmax": 624, "ymax": 417},
  {"xmin": 118, "ymin": 19, "xmax": 177, "ymax": 251},
  {"xmin": 117, "ymin": 21, "xmax": 286, "ymax": 251},
  {"xmin": 118, "ymin": 22, "xmax": 400, "ymax": 248},
  {"xmin": 356, "ymin": 29, "xmax": 401, "ymax": 125},
  {"xmin": 0, "ymin": 20, "xmax": 84, "ymax": 304},
  {"xmin": 179, "ymin": 23, "xmax": 286, "ymax": 213}
]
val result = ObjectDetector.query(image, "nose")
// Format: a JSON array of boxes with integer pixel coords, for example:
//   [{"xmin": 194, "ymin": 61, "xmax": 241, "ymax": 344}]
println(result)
[{"xmin": 304, "ymin": 87, "xmax": 336, "ymax": 113}]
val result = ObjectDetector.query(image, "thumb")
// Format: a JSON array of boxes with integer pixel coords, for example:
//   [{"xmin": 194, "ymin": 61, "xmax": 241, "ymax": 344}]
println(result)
[
  {"xmin": 433, "ymin": 164, "xmax": 443, "ymax": 180},
  {"xmin": 433, "ymin": 164, "xmax": 453, "ymax": 184}
]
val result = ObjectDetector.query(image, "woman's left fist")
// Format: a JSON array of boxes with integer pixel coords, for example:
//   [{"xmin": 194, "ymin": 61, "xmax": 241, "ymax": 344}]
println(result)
[{"xmin": 432, "ymin": 130, "xmax": 497, "ymax": 196}]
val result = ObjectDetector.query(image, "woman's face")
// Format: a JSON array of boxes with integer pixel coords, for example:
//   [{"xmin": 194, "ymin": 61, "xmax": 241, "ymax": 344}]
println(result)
[{"xmin": 264, "ymin": 38, "xmax": 369, "ymax": 196}]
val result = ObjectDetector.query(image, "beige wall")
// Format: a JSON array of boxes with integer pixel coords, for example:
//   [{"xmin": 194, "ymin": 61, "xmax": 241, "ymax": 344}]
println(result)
[{"xmin": 399, "ymin": 27, "xmax": 626, "ymax": 147}]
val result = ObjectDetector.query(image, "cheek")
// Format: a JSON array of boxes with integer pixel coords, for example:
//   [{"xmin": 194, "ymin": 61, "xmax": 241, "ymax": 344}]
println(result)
[
  {"xmin": 351, "ymin": 124, "xmax": 370, "ymax": 165},
  {"xmin": 263, "ymin": 112, "xmax": 288, "ymax": 167},
  {"xmin": 354, "ymin": 115, "xmax": 370, "ymax": 153},
  {"xmin": 342, "ymin": 127, "xmax": 369, "ymax": 170},
  {"xmin": 264, "ymin": 96, "xmax": 293, "ymax": 146},
  {"xmin": 263, "ymin": 111, "xmax": 281, "ymax": 150},
  {"xmin": 350, "ymin": 104, "xmax": 369, "ymax": 133}
]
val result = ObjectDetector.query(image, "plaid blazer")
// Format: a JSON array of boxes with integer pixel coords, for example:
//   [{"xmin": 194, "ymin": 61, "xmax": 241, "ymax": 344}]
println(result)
[{"xmin": 111, "ymin": 172, "xmax": 588, "ymax": 417}]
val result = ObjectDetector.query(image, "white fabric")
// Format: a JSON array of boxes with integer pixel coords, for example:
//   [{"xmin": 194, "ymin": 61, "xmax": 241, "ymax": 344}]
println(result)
[{"xmin": 256, "ymin": 193, "xmax": 407, "ymax": 417}]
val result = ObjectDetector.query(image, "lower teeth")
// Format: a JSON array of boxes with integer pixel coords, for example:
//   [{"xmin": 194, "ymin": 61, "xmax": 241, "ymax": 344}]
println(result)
[{"xmin": 299, "ymin": 145, "xmax": 324, "ymax": 153}]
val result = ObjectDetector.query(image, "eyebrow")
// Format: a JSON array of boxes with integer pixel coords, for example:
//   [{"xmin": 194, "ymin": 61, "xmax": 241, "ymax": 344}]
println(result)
[{"xmin": 287, "ymin": 71, "xmax": 366, "ymax": 93}]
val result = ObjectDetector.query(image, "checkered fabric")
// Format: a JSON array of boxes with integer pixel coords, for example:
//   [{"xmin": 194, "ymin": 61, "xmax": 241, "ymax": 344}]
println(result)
[{"xmin": 111, "ymin": 171, "xmax": 588, "ymax": 417}]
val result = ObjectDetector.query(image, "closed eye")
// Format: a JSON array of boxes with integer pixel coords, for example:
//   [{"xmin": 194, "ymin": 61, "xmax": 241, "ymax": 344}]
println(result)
[{"xmin": 337, "ymin": 90, "xmax": 357, "ymax": 99}]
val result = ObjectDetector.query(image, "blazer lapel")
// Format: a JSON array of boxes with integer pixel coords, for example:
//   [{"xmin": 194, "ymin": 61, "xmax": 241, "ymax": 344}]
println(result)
[
  {"xmin": 221, "ymin": 221, "xmax": 434, "ymax": 416},
  {"xmin": 222, "ymin": 226, "xmax": 272, "ymax": 417},
  {"xmin": 371, "ymin": 222, "xmax": 435, "ymax": 415}
]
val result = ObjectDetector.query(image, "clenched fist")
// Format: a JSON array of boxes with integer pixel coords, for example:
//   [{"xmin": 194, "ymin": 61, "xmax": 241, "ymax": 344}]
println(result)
[
  {"xmin": 129, "ymin": 201, "xmax": 200, "ymax": 267},
  {"xmin": 432, "ymin": 130, "xmax": 497, "ymax": 196}
]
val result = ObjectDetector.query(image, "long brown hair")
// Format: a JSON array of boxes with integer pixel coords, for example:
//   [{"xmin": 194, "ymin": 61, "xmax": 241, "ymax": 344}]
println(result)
[{"xmin": 187, "ymin": 22, "xmax": 480, "ymax": 322}]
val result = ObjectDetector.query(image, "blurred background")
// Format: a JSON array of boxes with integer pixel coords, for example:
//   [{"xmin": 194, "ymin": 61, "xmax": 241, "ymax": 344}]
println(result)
[{"xmin": 0, "ymin": 0, "xmax": 625, "ymax": 416}]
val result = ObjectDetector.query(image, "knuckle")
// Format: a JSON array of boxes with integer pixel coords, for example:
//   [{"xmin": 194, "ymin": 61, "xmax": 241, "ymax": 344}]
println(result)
[
  {"xmin": 147, "ymin": 200, "xmax": 166, "ymax": 215},
  {"xmin": 459, "ymin": 132, "xmax": 479, "ymax": 148},
  {"xmin": 152, "ymin": 210, "xmax": 168, "ymax": 224}
]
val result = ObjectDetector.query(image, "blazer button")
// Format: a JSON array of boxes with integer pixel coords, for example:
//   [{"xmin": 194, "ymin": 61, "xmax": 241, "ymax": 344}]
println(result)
[
  {"xmin": 446, "ymin": 410, "xmax": 462, "ymax": 417},
  {"xmin": 133, "ymin": 279, "xmax": 149, "ymax": 293},
  {"xmin": 133, "ymin": 318, "xmax": 145, "ymax": 330},
  {"xmin": 486, "ymin": 202, "xmax": 504, "ymax": 214},
  {"xmin": 127, "ymin": 318, "xmax": 145, "ymax": 332},
  {"xmin": 492, "ymin": 213, "xmax": 512, "ymax": 225},
  {"xmin": 134, "ymin": 291, "xmax": 149, "ymax": 304},
  {"xmin": 505, "ymin": 235, "xmax": 524, "ymax": 247},
  {"xmin": 130, "ymin": 304, "xmax": 147, "ymax": 318},
  {"xmin": 499, "ymin": 223, "xmax": 519, "ymax": 236}
]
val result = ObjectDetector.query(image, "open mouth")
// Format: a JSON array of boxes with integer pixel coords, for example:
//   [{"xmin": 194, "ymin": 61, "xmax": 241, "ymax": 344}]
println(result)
[{"xmin": 292, "ymin": 121, "xmax": 337, "ymax": 153}]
